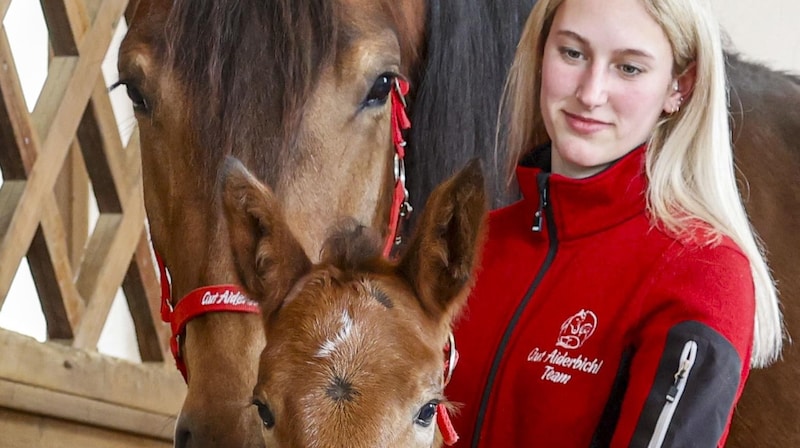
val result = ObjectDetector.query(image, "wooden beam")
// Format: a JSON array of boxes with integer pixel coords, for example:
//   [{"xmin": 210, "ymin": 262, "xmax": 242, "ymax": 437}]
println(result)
[
  {"xmin": 0, "ymin": 0, "xmax": 127, "ymax": 308},
  {"xmin": 0, "ymin": 1, "xmax": 10, "ymax": 21},
  {"xmin": 74, "ymin": 178, "xmax": 146, "ymax": 349},
  {"xmin": 28, "ymin": 191, "xmax": 87, "ymax": 338},
  {"xmin": 78, "ymin": 78, "xmax": 131, "ymax": 213},
  {"xmin": 0, "ymin": 27, "xmax": 40, "ymax": 180},
  {"xmin": 54, "ymin": 140, "xmax": 89, "ymax": 266},
  {"xmin": 40, "ymin": 0, "xmax": 91, "ymax": 56},
  {"xmin": 0, "ymin": 181, "xmax": 24, "ymax": 307},
  {"xmin": 0, "ymin": 379, "xmax": 176, "ymax": 441},
  {"xmin": 123, "ymin": 230, "xmax": 170, "ymax": 362},
  {"xmin": 0, "ymin": 328, "xmax": 185, "ymax": 415},
  {"xmin": 0, "ymin": 408, "xmax": 171, "ymax": 447}
]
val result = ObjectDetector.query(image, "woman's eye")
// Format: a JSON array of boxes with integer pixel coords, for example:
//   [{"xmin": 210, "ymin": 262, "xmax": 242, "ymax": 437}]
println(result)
[
  {"xmin": 561, "ymin": 47, "xmax": 583, "ymax": 60},
  {"xmin": 414, "ymin": 401, "xmax": 438, "ymax": 427},
  {"xmin": 363, "ymin": 73, "xmax": 396, "ymax": 108},
  {"xmin": 620, "ymin": 64, "xmax": 643, "ymax": 76},
  {"xmin": 252, "ymin": 398, "xmax": 275, "ymax": 429}
]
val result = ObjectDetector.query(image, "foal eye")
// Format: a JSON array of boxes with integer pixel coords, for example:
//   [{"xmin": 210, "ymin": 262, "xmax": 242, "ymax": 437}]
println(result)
[
  {"xmin": 252, "ymin": 398, "xmax": 275, "ymax": 429},
  {"xmin": 363, "ymin": 73, "xmax": 396, "ymax": 108},
  {"xmin": 414, "ymin": 400, "xmax": 439, "ymax": 427}
]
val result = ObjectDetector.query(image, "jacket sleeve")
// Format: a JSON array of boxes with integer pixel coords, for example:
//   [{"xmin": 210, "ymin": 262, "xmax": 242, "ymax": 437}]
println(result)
[{"xmin": 599, "ymin": 242, "xmax": 755, "ymax": 448}]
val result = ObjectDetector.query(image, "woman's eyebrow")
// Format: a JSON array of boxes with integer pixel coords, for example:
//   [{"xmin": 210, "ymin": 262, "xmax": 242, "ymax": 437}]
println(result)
[{"xmin": 555, "ymin": 29, "xmax": 655, "ymax": 60}]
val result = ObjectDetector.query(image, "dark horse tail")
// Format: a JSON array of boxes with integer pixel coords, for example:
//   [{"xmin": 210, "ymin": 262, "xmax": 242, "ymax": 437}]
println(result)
[{"xmin": 406, "ymin": 0, "xmax": 537, "ymax": 213}]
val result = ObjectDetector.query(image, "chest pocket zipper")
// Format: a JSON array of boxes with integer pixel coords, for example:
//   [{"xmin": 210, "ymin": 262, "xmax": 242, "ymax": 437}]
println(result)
[{"xmin": 647, "ymin": 340, "xmax": 698, "ymax": 448}]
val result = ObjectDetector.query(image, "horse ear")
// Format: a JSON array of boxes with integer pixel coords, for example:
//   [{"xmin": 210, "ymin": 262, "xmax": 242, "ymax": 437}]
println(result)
[
  {"xmin": 222, "ymin": 157, "xmax": 312, "ymax": 317},
  {"xmin": 397, "ymin": 159, "xmax": 488, "ymax": 323}
]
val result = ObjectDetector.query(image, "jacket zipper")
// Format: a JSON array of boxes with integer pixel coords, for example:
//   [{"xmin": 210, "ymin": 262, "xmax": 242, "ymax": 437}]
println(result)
[
  {"xmin": 471, "ymin": 173, "xmax": 557, "ymax": 448},
  {"xmin": 531, "ymin": 177, "xmax": 548, "ymax": 232},
  {"xmin": 647, "ymin": 340, "xmax": 698, "ymax": 448}
]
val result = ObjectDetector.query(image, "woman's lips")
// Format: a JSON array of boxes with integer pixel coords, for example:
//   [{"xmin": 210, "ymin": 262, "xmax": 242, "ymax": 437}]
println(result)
[{"xmin": 564, "ymin": 111, "xmax": 611, "ymax": 134}]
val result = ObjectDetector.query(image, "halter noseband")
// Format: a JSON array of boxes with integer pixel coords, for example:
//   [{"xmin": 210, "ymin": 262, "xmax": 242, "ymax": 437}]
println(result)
[{"xmin": 155, "ymin": 78, "xmax": 458, "ymax": 444}]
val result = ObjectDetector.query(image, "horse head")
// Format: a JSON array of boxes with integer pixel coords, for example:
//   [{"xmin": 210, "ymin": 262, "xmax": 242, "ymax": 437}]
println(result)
[
  {"xmin": 118, "ymin": 0, "xmax": 425, "ymax": 446},
  {"xmin": 222, "ymin": 157, "xmax": 487, "ymax": 447}
]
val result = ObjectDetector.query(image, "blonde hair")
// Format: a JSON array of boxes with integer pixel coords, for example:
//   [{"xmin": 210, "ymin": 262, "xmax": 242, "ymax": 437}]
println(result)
[{"xmin": 500, "ymin": 0, "xmax": 783, "ymax": 367}]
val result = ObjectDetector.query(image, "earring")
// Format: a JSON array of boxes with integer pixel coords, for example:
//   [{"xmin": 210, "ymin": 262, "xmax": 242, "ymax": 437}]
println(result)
[{"xmin": 669, "ymin": 97, "xmax": 683, "ymax": 115}]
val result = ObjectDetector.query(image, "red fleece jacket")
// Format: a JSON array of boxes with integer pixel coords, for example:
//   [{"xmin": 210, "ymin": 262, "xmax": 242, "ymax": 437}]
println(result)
[{"xmin": 446, "ymin": 146, "xmax": 754, "ymax": 447}]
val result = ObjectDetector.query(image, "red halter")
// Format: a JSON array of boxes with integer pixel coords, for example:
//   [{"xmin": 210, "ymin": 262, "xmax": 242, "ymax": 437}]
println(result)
[{"xmin": 155, "ymin": 78, "xmax": 457, "ymax": 444}]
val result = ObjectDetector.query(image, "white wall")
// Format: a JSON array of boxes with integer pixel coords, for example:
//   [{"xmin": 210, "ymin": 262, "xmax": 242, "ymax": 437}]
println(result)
[{"xmin": 711, "ymin": 0, "xmax": 800, "ymax": 74}]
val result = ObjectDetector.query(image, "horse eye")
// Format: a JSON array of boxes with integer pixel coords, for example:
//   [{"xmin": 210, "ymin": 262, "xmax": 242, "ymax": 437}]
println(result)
[
  {"xmin": 414, "ymin": 401, "xmax": 438, "ymax": 427},
  {"xmin": 363, "ymin": 73, "xmax": 395, "ymax": 108},
  {"xmin": 123, "ymin": 83, "xmax": 149, "ymax": 113},
  {"xmin": 110, "ymin": 80, "xmax": 150, "ymax": 113},
  {"xmin": 252, "ymin": 398, "xmax": 275, "ymax": 429}
]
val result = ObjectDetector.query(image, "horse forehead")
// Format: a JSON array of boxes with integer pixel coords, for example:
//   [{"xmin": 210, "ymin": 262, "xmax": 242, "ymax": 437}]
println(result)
[{"xmin": 335, "ymin": 0, "xmax": 426, "ymax": 71}]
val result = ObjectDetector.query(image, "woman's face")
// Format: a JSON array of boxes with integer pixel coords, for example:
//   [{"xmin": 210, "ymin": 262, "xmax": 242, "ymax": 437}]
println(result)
[{"xmin": 540, "ymin": 0, "xmax": 683, "ymax": 178}]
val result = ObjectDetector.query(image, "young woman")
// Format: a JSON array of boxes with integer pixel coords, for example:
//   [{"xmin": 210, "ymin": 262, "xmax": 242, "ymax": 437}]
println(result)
[{"xmin": 446, "ymin": 0, "xmax": 784, "ymax": 446}]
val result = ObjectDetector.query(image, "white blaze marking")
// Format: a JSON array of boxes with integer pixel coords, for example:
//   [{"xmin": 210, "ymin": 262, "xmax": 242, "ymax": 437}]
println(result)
[{"xmin": 315, "ymin": 310, "xmax": 355, "ymax": 358}]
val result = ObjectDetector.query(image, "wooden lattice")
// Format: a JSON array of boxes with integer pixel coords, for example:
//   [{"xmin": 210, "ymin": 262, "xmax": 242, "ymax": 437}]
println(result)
[{"xmin": 0, "ymin": 1, "xmax": 184, "ymax": 445}]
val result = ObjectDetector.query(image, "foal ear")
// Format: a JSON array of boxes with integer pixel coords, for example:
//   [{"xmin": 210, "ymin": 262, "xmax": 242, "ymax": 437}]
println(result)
[
  {"xmin": 398, "ymin": 159, "xmax": 488, "ymax": 322},
  {"xmin": 222, "ymin": 157, "xmax": 312, "ymax": 316}
]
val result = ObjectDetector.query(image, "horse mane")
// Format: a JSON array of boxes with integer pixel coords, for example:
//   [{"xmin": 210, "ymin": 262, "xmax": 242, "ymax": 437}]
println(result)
[
  {"xmin": 407, "ymin": 0, "xmax": 537, "ymax": 211},
  {"xmin": 164, "ymin": 0, "xmax": 338, "ymax": 185},
  {"xmin": 725, "ymin": 50, "xmax": 800, "ymax": 156}
]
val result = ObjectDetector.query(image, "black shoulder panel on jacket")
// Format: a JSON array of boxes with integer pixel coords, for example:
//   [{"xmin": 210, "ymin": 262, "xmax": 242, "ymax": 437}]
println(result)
[{"xmin": 630, "ymin": 321, "xmax": 743, "ymax": 448}]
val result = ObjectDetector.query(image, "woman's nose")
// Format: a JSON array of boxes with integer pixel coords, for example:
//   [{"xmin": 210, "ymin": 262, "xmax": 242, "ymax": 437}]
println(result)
[{"xmin": 575, "ymin": 66, "xmax": 608, "ymax": 109}]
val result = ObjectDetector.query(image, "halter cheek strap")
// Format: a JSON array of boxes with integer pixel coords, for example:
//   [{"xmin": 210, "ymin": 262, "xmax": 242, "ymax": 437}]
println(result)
[
  {"xmin": 156, "ymin": 253, "xmax": 259, "ymax": 381},
  {"xmin": 383, "ymin": 77, "xmax": 413, "ymax": 257},
  {"xmin": 438, "ymin": 332, "xmax": 461, "ymax": 446}
]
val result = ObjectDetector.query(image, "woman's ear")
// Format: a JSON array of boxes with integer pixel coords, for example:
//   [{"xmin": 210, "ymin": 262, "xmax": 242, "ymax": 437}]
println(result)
[{"xmin": 665, "ymin": 62, "xmax": 697, "ymax": 114}]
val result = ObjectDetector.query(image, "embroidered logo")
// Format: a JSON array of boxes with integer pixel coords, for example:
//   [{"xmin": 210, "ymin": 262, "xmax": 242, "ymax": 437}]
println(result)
[
  {"xmin": 556, "ymin": 309, "xmax": 597, "ymax": 349},
  {"xmin": 526, "ymin": 309, "xmax": 604, "ymax": 385}
]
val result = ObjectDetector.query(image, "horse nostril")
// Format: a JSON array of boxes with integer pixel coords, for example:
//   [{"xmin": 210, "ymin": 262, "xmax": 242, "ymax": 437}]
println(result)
[
  {"xmin": 175, "ymin": 428, "xmax": 191, "ymax": 448},
  {"xmin": 175, "ymin": 417, "xmax": 192, "ymax": 448}
]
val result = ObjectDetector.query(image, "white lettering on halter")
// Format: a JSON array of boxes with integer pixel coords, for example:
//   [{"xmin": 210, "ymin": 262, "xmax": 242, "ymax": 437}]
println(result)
[{"xmin": 200, "ymin": 290, "xmax": 258, "ymax": 307}]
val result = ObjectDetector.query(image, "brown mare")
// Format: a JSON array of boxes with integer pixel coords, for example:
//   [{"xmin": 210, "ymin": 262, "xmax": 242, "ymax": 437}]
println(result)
[
  {"xmin": 222, "ymin": 157, "xmax": 486, "ymax": 447},
  {"xmin": 118, "ymin": 0, "xmax": 799, "ymax": 446}
]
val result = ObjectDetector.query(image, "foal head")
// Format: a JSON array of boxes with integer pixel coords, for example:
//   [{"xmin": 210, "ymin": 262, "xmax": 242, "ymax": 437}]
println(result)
[{"xmin": 222, "ymin": 158, "xmax": 487, "ymax": 447}]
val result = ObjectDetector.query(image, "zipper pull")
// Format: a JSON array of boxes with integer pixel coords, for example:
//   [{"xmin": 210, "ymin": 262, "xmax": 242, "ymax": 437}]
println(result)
[
  {"xmin": 532, "ymin": 210, "xmax": 543, "ymax": 232},
  {"xmin": 531, "ymin": 175, "xmax": 549, "ymax": 232},
  {"xmin": 666, "ymin": 341, "xmax": 698, "ymax": 402},
  {"xmin": 666, "ymin": 363, "xmax": 688, "ymax": 402}
]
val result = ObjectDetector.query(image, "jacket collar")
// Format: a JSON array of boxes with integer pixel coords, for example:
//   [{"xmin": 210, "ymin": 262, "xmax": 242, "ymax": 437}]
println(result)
[{"xmin": 516, "ymin": 144, "xmax": 648, "ymax": 241}]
